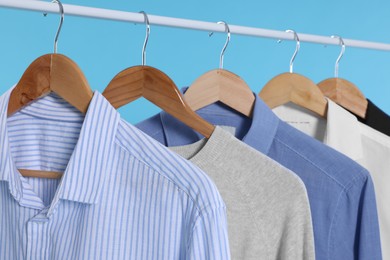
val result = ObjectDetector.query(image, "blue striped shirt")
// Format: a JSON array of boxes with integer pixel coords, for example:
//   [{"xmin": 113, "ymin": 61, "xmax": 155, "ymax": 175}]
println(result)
[{"xmin": 0, "ymin": 89, "xmax": 230, "ymax": 260}]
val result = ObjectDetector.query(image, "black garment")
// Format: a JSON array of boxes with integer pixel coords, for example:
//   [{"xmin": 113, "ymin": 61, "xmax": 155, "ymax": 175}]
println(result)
[{"xmin": 355, "ymin": 99, "xmax": 390, "ymax": 137}]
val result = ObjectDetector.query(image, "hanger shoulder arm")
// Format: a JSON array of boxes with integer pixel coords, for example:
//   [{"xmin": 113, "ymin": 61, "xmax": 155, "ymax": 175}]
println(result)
[
  {"xmin": 50, "ymin": 54, "xmax": 93, "ymax": 113},
  {"xmin": 103, "ymin": 66, "xmax": 144, "ymax": 109},
  {"xmin": 318, "ymin": 78, "xmax": 367, "ymax": 118},
  {"xmin": 185, "ymin": 69, "xmax": 254, "ymax": 117},
  {"xmin": 142, "ymin": 67, "xmax": 215, "ymax": 138},
  {"xmin": 103, "ymin": 66, "xmax": 215, "ymax": 138},
  {"xmin": 8, "ymin": 54, "xmax": 52, "ymax": 116},
  {"xmin": 260, "ymin": 72, "xmax": 327, "ymax": 117}
]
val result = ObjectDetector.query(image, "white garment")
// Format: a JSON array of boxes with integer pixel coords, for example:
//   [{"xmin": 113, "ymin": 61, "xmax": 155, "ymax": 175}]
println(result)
[{"xmin": 273, "ymin": 100, "xmax": 390, "ymax": 260}]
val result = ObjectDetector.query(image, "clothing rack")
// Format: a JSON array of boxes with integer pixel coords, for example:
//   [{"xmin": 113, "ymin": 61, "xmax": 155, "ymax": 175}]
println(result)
[{"xmin": 1, "ymin": 0, "xmax": 390, "ymax": 51}]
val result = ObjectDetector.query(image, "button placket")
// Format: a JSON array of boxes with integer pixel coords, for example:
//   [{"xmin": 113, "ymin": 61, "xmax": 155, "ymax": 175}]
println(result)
[{"xmin": 26, "ymin": 210, "xmax": 51, "ymax": 260}]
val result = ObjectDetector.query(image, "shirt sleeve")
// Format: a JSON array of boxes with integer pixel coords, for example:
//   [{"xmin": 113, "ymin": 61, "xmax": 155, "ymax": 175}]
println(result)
[
  {"xmin": 330, "ymin": 172, "xmax": 382, "ymax": 259},
  {"xmin": 187, "ymin": 205, "xmax": 231, "ymax": 260}
]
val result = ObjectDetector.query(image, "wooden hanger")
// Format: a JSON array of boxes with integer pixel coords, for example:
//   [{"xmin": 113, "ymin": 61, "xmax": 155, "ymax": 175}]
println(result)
[
  {"xmin": 7, "ymin": 1, "xmax": 93, "ymax": 179},
  {"xmin": 184, "ymin": 21, "xmax": 255, "ymax": 117},
  {"xmin": 259, "ymin": 30, "xmax": 327, "ymax": 117},
  {"xmin": 102, "ymin": 11, "xmax": 214, "ymax": 138},
  {"xmin": 317, "ymin": 36, "xmax": 367, "ymax": 118}
]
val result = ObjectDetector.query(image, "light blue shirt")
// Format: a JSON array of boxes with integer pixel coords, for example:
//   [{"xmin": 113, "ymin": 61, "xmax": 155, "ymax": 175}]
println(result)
[
  {"xmin": 0, "ymin": 90, "xmax": 230, "ymax": 260},
  {"xmin": 136, "ymin": 90, "xmax": 382, "ymax": 260}
]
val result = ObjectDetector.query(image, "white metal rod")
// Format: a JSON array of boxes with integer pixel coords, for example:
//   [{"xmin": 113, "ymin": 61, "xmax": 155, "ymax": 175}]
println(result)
[{"xmin": 1, "ymin": 0, "xmax": 390, "ymax": 51}]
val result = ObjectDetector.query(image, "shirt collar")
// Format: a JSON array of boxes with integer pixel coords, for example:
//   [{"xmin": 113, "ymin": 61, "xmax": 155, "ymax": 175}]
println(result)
[
  {"xmin": 241, "ymin": 94, "xmax": 279, "ymax": 154},
  {"xmin": 160, "ymin": 88, "xmax": 279, "ymax": 155},
  {"xmin": 324, "ymin": 99, "xmax": 364, "ymax": 161},
  {"xmin": 0, "ymin": 90, "xmax": 120, "ymax": 212}
]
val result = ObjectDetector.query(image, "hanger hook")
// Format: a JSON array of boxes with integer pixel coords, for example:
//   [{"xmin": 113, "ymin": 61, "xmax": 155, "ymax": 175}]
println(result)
[
  {"xmin": 50, "ymin": 0, "xmax": 64, "ymax": 54},
  {"xmin": 209, "ymin": 21, "xmax": 231, "ymax": 69},
  {"xmin": 285, "ymin": 29, "xmax": 300, "ymax": 73},
  {"xmin": 218, "ymin": 21, "xmax": 230, "ymax": 69},
  {"xmin": 331, "ymin": 35, "xmax": 345, "ymax": 78},
  {"xmin": 139, "ymin": 11, "xmax": 150, "ymax": 66}
]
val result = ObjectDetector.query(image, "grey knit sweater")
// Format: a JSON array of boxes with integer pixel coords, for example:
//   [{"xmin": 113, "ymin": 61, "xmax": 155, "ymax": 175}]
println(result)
[{"xmin": 170, "ymin": 126, "xmax": 315, "ymax": 260}]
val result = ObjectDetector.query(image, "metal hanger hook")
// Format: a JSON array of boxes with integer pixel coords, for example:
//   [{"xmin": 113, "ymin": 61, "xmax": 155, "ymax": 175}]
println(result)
[
  {"xmin": 209, "ymin": 21, "xmax": 231, "ymax": 69},
  {"xmin": 285, "ymin": 29, "xmax": 300, "ymax": 73},
  {"xmin": 139, "ymin": 11, "xmax": 150, "ymax": 66},
  {"xmin": 331, "ymin": 35, "xmax": 345, "ymax": 78},
  {"xmin": 51, "ymin": 0, "xmax": 64, "ymax": 54}
]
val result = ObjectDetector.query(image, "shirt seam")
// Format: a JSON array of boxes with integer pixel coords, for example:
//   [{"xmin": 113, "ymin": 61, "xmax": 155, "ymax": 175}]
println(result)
[
  {"xmin": 198, "ymin": 111, "xmax": 243, "ymax": 117},
  {"xmin": 327, "ymin": 173, "xmax": 368, "ymax": 259},
  {"xmin": 15, "ymin": 107, "xmax": 85, "ymax": 123},
  {"xmin": 273, "ymin": 136, "xmax": 365, "ymax": 189},
  {"xmin": 114, "ymin": 139, "xmax": 204, "ymax": 214},
  {"xmin": 186, "ymin": 203, "xmax": 227, "ymax": 253}
]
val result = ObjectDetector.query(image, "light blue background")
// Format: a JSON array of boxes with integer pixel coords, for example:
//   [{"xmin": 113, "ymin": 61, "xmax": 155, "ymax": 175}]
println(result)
[{"xmin": 0, "ymin": 0, "xmax": 389, "ymax": 124}]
